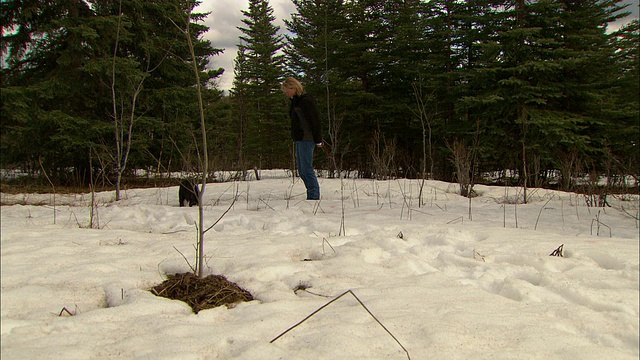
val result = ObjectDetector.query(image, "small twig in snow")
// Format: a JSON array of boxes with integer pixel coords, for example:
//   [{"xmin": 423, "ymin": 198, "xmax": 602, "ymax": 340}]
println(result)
[
  {"xmin": 447, "ymin": 216, "xmax": 463, "ymax": 224},
  {"xmin": 534, "ymin": 195, "xmax": 555, "ymax": 230},
  {"xmin": 322, "ymin": 237, "xmax": 336, "ymax": 255},
  {"xmin": 259, "ymin": 197, "xmax": 275, "ymax": 211}
]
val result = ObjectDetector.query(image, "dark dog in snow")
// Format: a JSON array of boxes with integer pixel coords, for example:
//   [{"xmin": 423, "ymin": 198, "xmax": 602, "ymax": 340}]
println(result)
[{"xmin": 179, "ymin": 179, "xmax": 200, "ymax": 207}]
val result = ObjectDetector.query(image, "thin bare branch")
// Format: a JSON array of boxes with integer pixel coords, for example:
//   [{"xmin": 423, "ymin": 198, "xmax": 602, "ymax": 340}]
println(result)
[{"xmin": 270, "ymin": 289, "xmax": 411, "ymax": 360}]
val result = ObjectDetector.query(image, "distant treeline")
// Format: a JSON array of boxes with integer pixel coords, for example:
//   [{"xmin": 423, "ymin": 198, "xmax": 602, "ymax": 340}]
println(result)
[{"xmin": 2, "ymin": 1, "xmax": 638, "ymax": 194}]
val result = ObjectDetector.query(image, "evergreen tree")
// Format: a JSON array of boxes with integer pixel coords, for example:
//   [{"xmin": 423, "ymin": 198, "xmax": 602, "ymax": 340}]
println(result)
[
  {"xmin": 1, "ymin": 0, "xmax": 223, "ymax": 186},
  {"xmin": 285, "ymin": 0, "xmax": 346, "ymax": 173},
  {"xmin": 2, "ymin": 0, "xmax": 637, "ymax": 190},
  {"xmin": 232, "ymin": 0, "xmax": 287, "ymax": 169},
  {"xmin": 523, "ymin": 0, "xmax": 630, "ymax": 189},
  {"xmin": 419, "ymin": 0, "xmax": 464, "ymax": 180},
  {"xmin": 605, "ymin": 18, "xmax": 639, "ymax": 184},
  {"xmin": 1, "ymin": 0, "xmax": 104, "ymax": 183},
  {"xmin": 454, "ymin": 0, "xmax": 631, "ymax": 191},
  {"xmin": 286, "ymin": 0, "xmax": 395, "ymax": 176},
  {"xmin": 373, "ymin": 0, "xmax": 432, "ymax": 177}
]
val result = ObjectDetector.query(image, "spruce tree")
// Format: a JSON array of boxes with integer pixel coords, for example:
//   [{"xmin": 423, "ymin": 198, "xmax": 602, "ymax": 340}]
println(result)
[
  {"xmin": 604, "ymin": 18, "xmax": 639, "ymax": 184},
  {"xmin": 1, "ymin": 0, "xmax": 105, "ymax": 182},
  {"xmin": 525, "ymin": 0, "xmax": 630, "ymax": 189},
  {"xmin": 1, "ymin": 0, "xmax": 223, "ymax": 185},
  {"xmin": 286, "ymin": 0, "xmax": 394, "ymax": 176},
  {"xmin": 232, "ymin": 0, "xmax": 287, "ymax": 169}
]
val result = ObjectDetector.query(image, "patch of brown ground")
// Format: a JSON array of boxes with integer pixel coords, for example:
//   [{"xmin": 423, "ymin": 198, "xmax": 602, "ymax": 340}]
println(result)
[{"xmin": 151, "ymin": 273, "xmax": 254, "ymax": 313}]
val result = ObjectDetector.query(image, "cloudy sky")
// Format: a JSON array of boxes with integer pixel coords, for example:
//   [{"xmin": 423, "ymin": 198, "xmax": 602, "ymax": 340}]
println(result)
[{"xmin": 196, "ymin": 0, "xmax": 639, "ymax": 92}]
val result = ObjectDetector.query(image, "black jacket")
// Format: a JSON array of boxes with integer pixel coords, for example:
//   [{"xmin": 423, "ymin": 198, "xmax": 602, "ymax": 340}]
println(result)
[{"xmin": 289, "ymin": 94, "xmax": 323, "ymax": 144}]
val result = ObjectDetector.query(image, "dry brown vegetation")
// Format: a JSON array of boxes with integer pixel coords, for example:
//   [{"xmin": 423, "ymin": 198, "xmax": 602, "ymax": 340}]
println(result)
[{"xmin": 150, "ymin": 273, "xmax": 254, "ymax": 313}]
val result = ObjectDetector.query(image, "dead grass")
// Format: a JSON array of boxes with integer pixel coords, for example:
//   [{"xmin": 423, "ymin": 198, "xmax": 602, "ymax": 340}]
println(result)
[{"xmin": 150, "ymin": 272, "xmax": 254, "ymax": 313}]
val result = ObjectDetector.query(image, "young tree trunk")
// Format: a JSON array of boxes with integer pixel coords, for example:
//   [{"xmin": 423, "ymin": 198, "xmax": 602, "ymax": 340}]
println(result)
[
  {"xmin": 112, "ymin": 0, "xmax": 124, "ymax": 200},
  {"xmin": 450, "ymin": 139, "xmax": 472, "ymax": 197},
  {"xmin": 521, "ymin": 139, "xmax": 528, "ymax": 204},
  {"xmin": 185, "ymin": 7, "xmax": 208, "ymax": 278},
  {"xmin": 110, "ymin": 0, "xmax": 147, "ymax": 201},
  {"xmin": 411, "ymin": 80, "xmax": 434, "ymax": 207}
]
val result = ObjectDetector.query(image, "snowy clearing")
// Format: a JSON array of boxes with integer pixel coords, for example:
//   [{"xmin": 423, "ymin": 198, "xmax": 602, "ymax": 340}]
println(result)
[{"xmin": 1, "ymin": 173, "xmax": 638, "ymax": 359}]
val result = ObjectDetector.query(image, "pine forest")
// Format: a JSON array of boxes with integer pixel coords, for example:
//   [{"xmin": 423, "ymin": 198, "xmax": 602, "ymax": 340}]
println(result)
[{"xmin": 1, "ymin": 0, "xmax": 638, "ymax": 197}]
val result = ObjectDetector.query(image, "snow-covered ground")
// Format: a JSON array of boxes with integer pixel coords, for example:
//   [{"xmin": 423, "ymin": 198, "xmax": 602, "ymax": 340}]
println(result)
[{"xmin": 2, "ymin": 172, "xmax": 638, "ymax": 359}]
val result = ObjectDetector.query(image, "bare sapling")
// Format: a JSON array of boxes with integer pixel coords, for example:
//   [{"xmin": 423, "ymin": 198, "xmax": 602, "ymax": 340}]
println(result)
[
  {"xmin": 590, "ymin": 210, "xmax": 612, "ymax": 237},
  {"xmin": 503, "ymin": 186, "xmax": 507, "ymax": 227},
  {"xmin": 583, "ymin": 167, "xmax": 611, "ymax": 208},
  {"xmin": 177, "ymin": 5, "xmax": 209, "ymax": 278},
  {"xmin": 515, "ymin": 187, "xmax": 520, "ymax": 228},
  {"xmin": 165, "ymin": 72, "xmax": 239, "ymax": 277},
  {"xmin": 323, "ymin": 70, "xmax": 346, "ymax": 235},
  {"xmin": 386, "ymin": 179, "xmax": 393, "ymax": 209},
  {"xmin": 521, "ymin": 153, "xmax": 529, "ymax": 204},
  {"xmin": 109, "ymin": 0, "xmax": 165, "ymax": 201},
  {"xmin": 38, "ymin": 157, "xmax": 56, "ymax": 224},
  {"xmin": 351, "ymin": 178, "xmax": 360, "ymax": 208},
  {"xmin": 338, "ymin": 176, "xmax": 346, "ymax": 235},
  {"xmin": 410, "ymin": 80, "xmax": 435, "ymax": 207},
  {"xmin": 368, "ymin": 129, "xmax": 397, "ymax": 180},
  {"xmin": 286, "ymin": 181, "xmax": 295, "ymax": 209},
  {"xmin": 372, "ymin": 180, "xmax": 381, "ymax": 206},
  {"xmin": 397, "ymin": 179, "xmax": 412, "ymax": 220},
  {"xmin": 88, "ymin": 149, "xmax": 99, "ymax": 229},
  {"xmin": 448, "ymin": 138, "xmax": 473, "ymax": 197},
  {"xmin": 557, "ymin": 150, "xmax": 578, "ymax": 191},
  {"xmin": 534, "ymin": 195, "xmax": 555, "ymax": 230}
]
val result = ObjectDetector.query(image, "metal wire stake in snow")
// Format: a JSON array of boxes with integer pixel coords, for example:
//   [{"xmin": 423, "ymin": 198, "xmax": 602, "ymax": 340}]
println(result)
[{"xmin": 270, "ymin": 289, "xmax": 411, "ymax": 360}]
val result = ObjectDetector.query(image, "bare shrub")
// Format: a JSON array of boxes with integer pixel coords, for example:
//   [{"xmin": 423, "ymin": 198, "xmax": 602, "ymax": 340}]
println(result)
[
  {"xmin": 368, "ymin": 128, "xmax": 397, "ymax": 180},
  {"xmin": 449, "ymin": 139, "xmax": 474, "ymax": 197}
]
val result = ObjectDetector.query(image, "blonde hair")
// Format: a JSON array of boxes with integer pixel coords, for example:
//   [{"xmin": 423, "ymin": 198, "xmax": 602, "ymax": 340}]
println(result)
[{"xmin": 281, "ymin": 76, "xmax": 304, "ymax": 96}]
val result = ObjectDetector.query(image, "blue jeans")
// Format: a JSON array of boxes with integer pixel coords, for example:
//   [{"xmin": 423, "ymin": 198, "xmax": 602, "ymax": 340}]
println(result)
[{"xmin": 296, "ymin": 141, "xmax": 320, "ymax": 200}]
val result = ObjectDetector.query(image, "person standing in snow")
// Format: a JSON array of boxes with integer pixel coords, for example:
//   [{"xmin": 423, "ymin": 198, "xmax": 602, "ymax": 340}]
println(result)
[{"xmin": 282, "ymin": 76, "xmax": 323, "ymax": 200}]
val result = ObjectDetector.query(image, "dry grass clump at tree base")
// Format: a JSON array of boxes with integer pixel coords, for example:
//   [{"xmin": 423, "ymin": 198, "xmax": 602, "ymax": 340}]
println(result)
[{"xmin": 151, "ymin": 273, "xmax": 254, "ymax": 313}]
